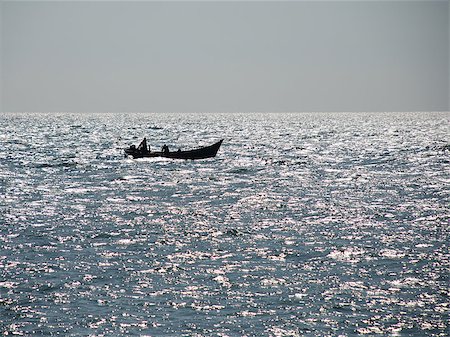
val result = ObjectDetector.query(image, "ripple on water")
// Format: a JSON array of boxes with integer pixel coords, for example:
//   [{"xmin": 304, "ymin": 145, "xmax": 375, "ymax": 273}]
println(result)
[{"xmin": 0, "ymin": 112, "xmax": 449, "ymax": 336}]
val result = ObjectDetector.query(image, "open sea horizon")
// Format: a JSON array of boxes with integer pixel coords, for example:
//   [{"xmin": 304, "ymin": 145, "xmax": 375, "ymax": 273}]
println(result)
[{"xmin": 0, "ymin": 111, "xmax": 449, "ymax": 336}]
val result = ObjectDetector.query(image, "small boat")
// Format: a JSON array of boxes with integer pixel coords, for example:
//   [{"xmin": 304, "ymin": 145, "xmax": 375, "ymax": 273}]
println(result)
[{"xmin": 125, "ymin": 138, "xmax": 223, "ymax": 160}]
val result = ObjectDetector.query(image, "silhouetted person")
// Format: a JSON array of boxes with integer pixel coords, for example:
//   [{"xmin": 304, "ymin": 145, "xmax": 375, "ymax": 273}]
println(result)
[
  {"xmin": 138, "ymin": 138, "xmax": 148, "ymax": 153},
  {"xmin": 162, "ymin": 144, "xmax": 169, "ymax": 154}
]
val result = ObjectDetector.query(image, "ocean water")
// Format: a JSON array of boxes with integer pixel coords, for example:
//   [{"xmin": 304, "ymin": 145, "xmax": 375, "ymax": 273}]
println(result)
[{"xmin": 0, "ymin": 111, "xmax": 448, "ymax": 336}]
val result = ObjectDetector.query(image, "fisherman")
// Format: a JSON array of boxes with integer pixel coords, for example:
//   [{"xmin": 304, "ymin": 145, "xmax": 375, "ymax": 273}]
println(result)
[
  {"xmin": 138, "ymin": 137, "xmax": 148, "ymax": 153},
  {"xmin": 162, "ymin": 144, "xmax": 169, "ymax": 154}
]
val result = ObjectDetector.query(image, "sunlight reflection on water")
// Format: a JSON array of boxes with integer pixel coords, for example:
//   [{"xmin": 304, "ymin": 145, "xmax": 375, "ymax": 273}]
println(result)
[{"xmin": 0, "ymin": 112, "xmax": 449, "ymax": 336}]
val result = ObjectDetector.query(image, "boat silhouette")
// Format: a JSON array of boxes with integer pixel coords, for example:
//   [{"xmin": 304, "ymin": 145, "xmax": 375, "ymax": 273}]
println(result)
[{"xmin": 125, "ymin": 138, "xmax": 223, "ymax": 160}]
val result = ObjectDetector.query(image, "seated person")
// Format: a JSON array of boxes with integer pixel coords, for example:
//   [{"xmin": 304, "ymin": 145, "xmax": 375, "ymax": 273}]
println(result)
[{"xmin": 162, "ymin": 144, "xmax": 169, "ymax": 154}]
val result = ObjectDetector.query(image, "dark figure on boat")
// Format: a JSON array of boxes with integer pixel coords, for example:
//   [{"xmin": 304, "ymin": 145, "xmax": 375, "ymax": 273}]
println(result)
[
  {"xmin": 137, "ymin": 137, "xmax": 150, "ymax": 154},
  {"xmin": 162, "ymin": 144, "xmax": 169, "ymax": 154}
]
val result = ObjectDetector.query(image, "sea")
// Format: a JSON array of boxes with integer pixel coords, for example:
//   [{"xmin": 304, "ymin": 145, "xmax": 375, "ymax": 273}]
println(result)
[{"xmin": 0, "ymin": 111, "xmax": 448, "ymax": 336}]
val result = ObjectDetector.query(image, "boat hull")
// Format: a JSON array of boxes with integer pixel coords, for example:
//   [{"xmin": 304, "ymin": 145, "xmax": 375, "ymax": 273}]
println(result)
[{"xmin": 125, "ymin": 139, "xmax": 223, "ymax": 160}]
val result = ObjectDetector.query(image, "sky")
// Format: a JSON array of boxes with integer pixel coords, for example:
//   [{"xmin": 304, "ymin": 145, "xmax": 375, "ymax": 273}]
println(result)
[{"xmin": 1, "ymin": 0, "xmax": 449, "ymax": 113}]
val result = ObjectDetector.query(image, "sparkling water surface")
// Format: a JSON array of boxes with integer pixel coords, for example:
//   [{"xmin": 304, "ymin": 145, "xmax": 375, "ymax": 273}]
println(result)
[{"xmin": 0, "ymin": 112, "xmax": 449, "ymax": 336}]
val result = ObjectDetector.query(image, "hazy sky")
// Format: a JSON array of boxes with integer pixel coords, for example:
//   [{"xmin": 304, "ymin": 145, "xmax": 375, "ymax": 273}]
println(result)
[{"xmin": 1, "ymin": 0, "xmax": 449, "ymax": 112}]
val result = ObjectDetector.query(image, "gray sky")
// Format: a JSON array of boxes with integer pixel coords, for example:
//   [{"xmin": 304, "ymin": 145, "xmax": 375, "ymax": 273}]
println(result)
[{"xmin": 1, "ymin": 0, "xmax": 449, "ymax": 112}]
